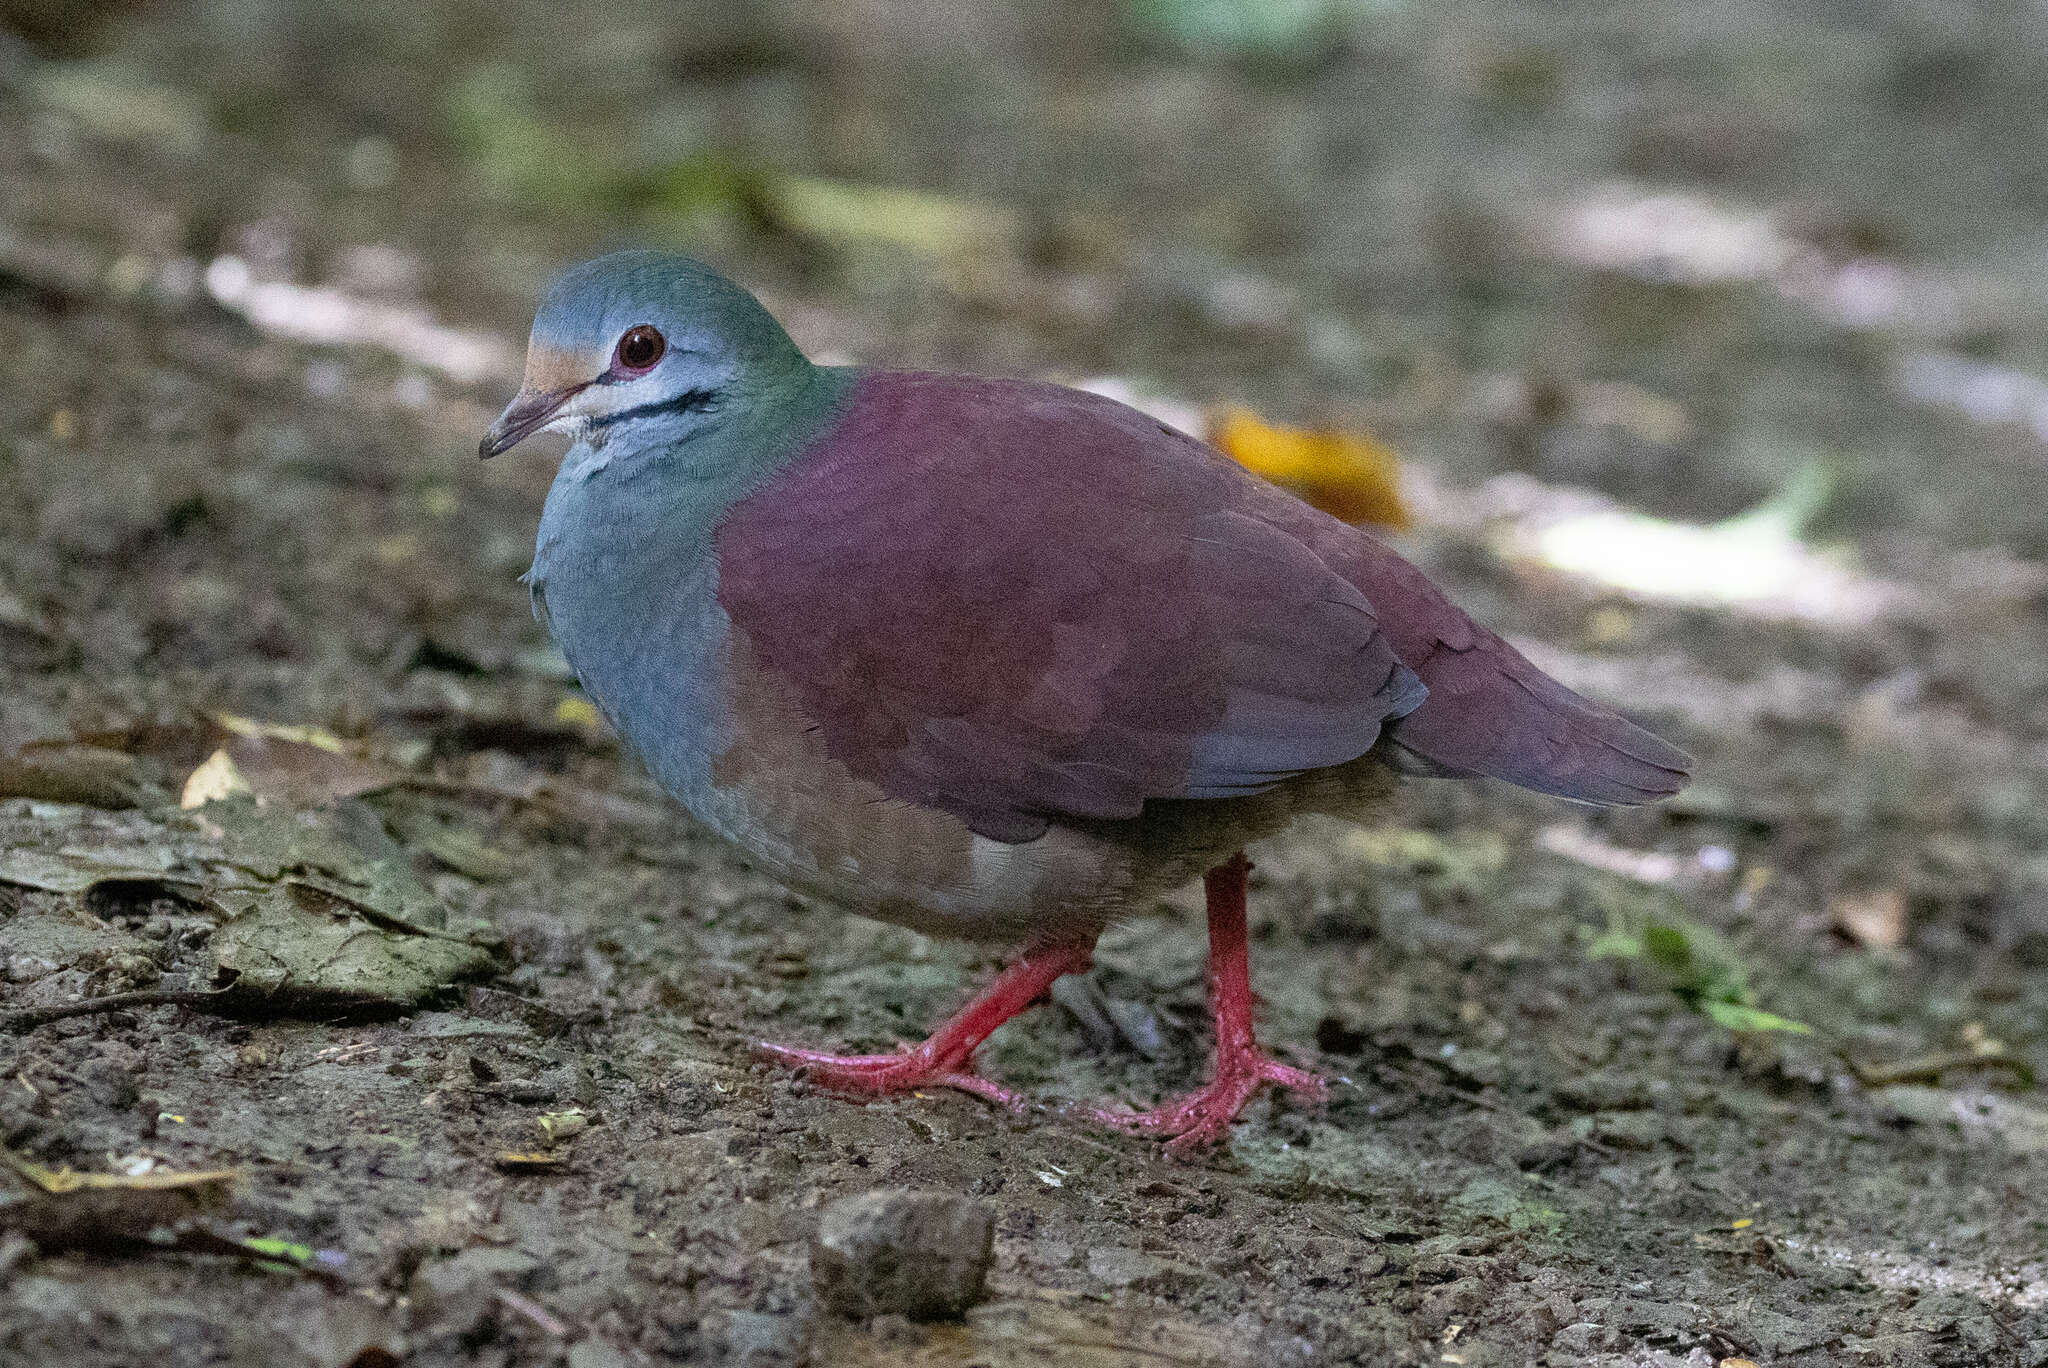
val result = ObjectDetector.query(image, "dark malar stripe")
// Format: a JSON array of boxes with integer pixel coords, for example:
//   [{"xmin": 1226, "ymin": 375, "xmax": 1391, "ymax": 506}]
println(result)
[{"xmin": 590, "ymin": 387, "xmax": 723, "ymax": 431}]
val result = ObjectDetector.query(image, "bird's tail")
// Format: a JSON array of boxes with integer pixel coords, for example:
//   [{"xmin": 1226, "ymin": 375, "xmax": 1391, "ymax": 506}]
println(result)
[
  {"xmin": 1324, "ymin": 527, "xmax": 1693, "ymax": 806},
  {"xmin": 1380, "ymin": 640, "xmax": 1692, "ymax": 805}
]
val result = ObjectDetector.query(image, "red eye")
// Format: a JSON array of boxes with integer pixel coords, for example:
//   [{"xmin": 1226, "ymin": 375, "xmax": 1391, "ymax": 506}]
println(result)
[{"xmin": 614, "ymin": 324, "xmax": 666, "ymax": 372}]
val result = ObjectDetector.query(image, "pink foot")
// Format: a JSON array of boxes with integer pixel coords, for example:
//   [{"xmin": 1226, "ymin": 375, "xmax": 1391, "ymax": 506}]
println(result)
[
  {"xmin": 755, "ymin": 1039, "xmax": 1024, "ymax": 1108},
  {"xmin": 1089, "ymin": 1056, "xmax": 1327, "ymax": 1146},
  {"xmin": 756, "ymin": 939, "xmax": 1095, "ymax": 1112},
  {"xmin": 1089, "ymin": 1054, "xmax": 1327, "ymax": 1152},
  {"xmin": 1085, "ymin": 851, "xmax": 1327, "ymax": 1153}
]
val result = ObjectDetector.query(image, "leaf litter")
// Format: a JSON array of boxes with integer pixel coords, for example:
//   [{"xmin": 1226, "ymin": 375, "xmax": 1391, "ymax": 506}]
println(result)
[{"xmin": 3, "ymin": 789, "xmax": 497, "ymax": 1027}]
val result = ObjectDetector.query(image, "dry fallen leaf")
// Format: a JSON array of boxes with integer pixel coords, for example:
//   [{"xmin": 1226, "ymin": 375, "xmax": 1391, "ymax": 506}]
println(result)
[
  {"xmin": 554, "ymin": 696, "xmax": 602, "ymax": 729},
  {"xmin": 494, "ymin": 1152, "xmax": 567, "ymax": 1172},
  {"xmin": 0, "ymin": 742, "xmax": 151, "ymax": 809},
  {"xmin": 533, "ymin": 1110, "xmax": 589, "ymax": 1146},
  {"xmin": 1207, "ymin": 406, "xmax": 1411, "ymax": 529},
  {"xmin": 4, "ymin": 1151, "xmax": 237, "ymax": 1195},
  {"xmin": 1830, "ymin": 888, "xmax": 1906, "ymax": 948},
  {"xmin": 221, "ymin": 733, "xmax": 397, "ymax": 807},
  {"xmin": 215, "ymin": 713, "xmax": 349, "ymax": 752},
  {"xmin": 184, "ymin": 715, "xmax": 399, "ymax": 809},
  {"xmin": 181, "ymin": 747, "xmax": 253, "ymax": 809},
  {"xmin": 2, "ymin": 1149, "xmax": 236, "ymax": 1252}
]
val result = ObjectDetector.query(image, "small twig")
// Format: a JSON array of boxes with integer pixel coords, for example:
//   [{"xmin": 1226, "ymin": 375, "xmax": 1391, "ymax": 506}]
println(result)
[
  {"xmin": 1842, "ymin": 1048, "xmax": 2035, "ymax": 1089},
  {"xmin": 1376, "ymin": 1062, "xmax": 1518, "ymax": 1116},
  {"xmin": 1571, "ymin": 1131, "xmax": 1620, "ymax": 1159},
  {"xmin": 1035, "ymin": 1123, "xmax": 1133, "ymax": 1163},
  {"xmin": 1702, "ymin": 1323, "xmax": 1762, "ymax": 1362},
  {"xmin": 1, "ymin": 988, "xmax": 239, "ymax": 1033},
  {"xmin": 391, "ymin": 775, "xmax": 676, "ymax": 835},
  {"xmin": 494, "ymin": 1288, "xmax": 570, "ymax": 1337}
]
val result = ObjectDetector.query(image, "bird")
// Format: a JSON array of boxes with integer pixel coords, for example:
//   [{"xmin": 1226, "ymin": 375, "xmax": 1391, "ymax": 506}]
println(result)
[{"xmin": 481, "ymin": 250, "xmax": 1692, "ymax": 1151}]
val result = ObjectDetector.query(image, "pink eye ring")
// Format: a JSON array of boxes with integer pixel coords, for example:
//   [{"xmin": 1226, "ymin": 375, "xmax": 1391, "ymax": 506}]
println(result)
[{"xmin": 614, "ymin": 324, "xmax": 666, "ymax": 372}]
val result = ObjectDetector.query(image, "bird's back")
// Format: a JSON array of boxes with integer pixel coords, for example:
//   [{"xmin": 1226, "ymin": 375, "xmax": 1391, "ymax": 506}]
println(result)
[{"xmin": 715, "ymin": 369, "xmax": 1688, "ymax": 840}]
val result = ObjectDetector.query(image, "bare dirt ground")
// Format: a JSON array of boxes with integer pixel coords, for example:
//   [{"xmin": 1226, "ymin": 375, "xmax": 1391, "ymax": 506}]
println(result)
[{"xmin": 4, "ymin": 4, "xmax": 2047, "ymax": 1365}]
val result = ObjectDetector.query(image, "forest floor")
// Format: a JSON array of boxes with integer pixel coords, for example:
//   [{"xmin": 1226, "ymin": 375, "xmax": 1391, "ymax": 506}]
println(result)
[{"xmin": 3, "ymin": 4, "xmax": 2047, "ymax": 1365}]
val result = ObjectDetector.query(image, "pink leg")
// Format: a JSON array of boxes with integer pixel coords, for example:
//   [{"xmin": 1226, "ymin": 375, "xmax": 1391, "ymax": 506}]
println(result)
[
  {"xmin": 757, "ymin": 939, "xmax": 1096, "ymax": 1109},
  {"xmin": 1090, "ymin": 851, "xmax": 1326, "ymax": 1152}
]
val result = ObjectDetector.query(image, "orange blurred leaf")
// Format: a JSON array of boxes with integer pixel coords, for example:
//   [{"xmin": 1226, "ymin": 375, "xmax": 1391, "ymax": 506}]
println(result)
[{"xmin": 1207, "ymin": 406, "xmax": 1411, "ymax": 529}]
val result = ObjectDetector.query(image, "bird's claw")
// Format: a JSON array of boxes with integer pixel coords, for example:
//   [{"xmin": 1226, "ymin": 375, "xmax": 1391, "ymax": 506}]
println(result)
[
  {"xmin": 1085, "ymin": 1054, "xmax": 1328, "ymax": 1153},
  {"xmin": 754, "ymin": 1039, "xmax": 1026, "ymax": 1110}
]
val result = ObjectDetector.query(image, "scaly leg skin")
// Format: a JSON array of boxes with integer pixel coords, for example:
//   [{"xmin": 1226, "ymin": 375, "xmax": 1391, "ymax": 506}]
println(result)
[
  {"xmin": 1090, "ymin": 851, "xmax": 1327, "ymax": 1153},
  {"xmin": 757, "ymin": 939, "xmax": 1096, "ymax": 1109}
]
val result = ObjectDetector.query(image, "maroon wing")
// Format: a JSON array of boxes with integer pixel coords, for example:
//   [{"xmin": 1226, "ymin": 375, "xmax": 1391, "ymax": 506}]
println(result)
[
  {"xmin": 1259, "ymin": 499, "xmax": 1694, "ymax": 804},
  {"xmin": 714, "ymin": 372, "xmax": 1427, "ymax": 842},
  {"xmin": 719, "ymin": 371, "xmax": 1690, "ymax": 841}
]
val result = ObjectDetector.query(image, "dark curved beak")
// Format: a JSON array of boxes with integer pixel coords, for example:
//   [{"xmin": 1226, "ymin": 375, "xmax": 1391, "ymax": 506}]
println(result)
[{"xmin": 479, "ymin": 383, "xmax": 588, "ymax": 459}]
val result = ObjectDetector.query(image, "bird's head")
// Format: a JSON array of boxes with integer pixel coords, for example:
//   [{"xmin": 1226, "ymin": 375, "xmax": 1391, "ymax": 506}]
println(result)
[{"xmin": 481, "ymin": 251, "xmax": 810, "ymax": 459}]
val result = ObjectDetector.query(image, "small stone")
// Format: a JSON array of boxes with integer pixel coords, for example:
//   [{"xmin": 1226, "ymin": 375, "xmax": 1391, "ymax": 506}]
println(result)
[
  {"xmin": 80, "ymin": 1055, "xmax": 141, "ymax": 1110},
  {"xmin": 1588, "ymin": 1110, "xmax": 1667, "ymax": 1151},
  {"xmin": 1557, "ymin": 1069, "xmax": 1651, "ymax": 1112},
  {"xmin": 1442, "ymin": 1046, "xmax": 1505, "ymax": 1088},
  {"xmin": 566, "ymin": 1340, "xmax": 634, "ymax": 1368},
  {"xmin": 1552, "ymin": 1321, "xmax": 1619, "ymax": 1353},
  {"xmin": 709, "ymin": 1309, "xmax": 808, "ymax": 1367},
  {"xmin": 0, "ymin": 1231, "xmax": 35, "ymax": 1284},
  {"xmin": 1872, "ymin": 1084, "xmax": 1953, "ymax": 1127},
  {"xmin": 866, "ymin": 1313, "xmax": 925, "ymax": 1345},
  {"xmin": 408, "ymin": 1246, "xmax": 540, "ymax": 1335},
  {"xmin": 1514, "ymin": 1135, "xmax": 1578, "ymax": 1173},
  {"xmin": 1085, "ymin": 1245, "xmax": 1198, "ymax": 1290},
  {"xmin": 810, "ymin": 1189, "xmax": 993, "ymax": 1321}
]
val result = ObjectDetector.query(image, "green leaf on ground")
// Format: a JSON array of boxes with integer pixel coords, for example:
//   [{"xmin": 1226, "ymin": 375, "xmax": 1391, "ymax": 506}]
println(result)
[{"xmin": 1587, "ymin": 906, "xmax": 1812, "ymax": 1035}]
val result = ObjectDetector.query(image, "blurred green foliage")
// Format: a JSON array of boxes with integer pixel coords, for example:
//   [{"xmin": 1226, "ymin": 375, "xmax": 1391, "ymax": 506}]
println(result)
[
  {"xmin": 1120, "ymin": 0, "xmax": 1396, "ymax": 62},
  {"xmin": 441, "ymin": 64, "xmax": 1010, "ymax": 263},
  {"xmin": 1589, "ymin": 906, "xmax": 1813, "ymax": 1035}
]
